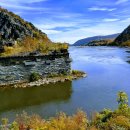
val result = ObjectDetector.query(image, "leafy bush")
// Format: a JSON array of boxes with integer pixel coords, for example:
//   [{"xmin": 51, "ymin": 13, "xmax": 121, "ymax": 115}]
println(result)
[
  {"xmin": 10, "ymin": 121, "xmax": 19, "ymax": 130},
  {"xmin": 71, "ymin": 70, "xmax": 85, "ymax": 76},
  {"xmin": 1, "ymin": 118, "xmax": 8, "ymax": 126},
  {"xmin": 29, "ymin": 72, "xmax": 41, "ymax": 82},
  {"xmin": 14, "ymin": 110, "xmax": 88, "ymax": 130},
  {"xmin": 108, "ymin": 116, "xmax": 130, "ymax": 129},
  {"xmin": 92, "ymin": 92, "xmax": 130, "ymax": 130}
]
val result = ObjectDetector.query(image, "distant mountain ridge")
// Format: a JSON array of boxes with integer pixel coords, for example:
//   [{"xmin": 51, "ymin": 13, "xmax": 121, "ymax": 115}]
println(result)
[{"xmin": 73, "ymin": 33, "xmax": 120, "ymax": 46}]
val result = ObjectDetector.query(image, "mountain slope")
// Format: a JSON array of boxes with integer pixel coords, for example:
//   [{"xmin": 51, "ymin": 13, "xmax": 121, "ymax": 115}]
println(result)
[
  {"xmin": 86, "ymin": 39, "xmax": 114, "ymax": 46},
  {"xmin": 114, "ymin": 25, "xmax": 130, "ymax": 46},
  {"xmin": 0, "ymin": 7, "xmax": 51, "ymax": 46},
  {"xmin": 0, "ymin": 7, "xmax": 68, "ymax": 56},
  {"xmin": 73, "ymin": 33, "xmax": 120, "ymax": 46}
]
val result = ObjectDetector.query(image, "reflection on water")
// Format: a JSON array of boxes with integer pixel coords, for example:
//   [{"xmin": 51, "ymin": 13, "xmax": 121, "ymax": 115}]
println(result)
[
  {"xmin": 0, "ymin": 81, "xmax": 72, "ymax": 119},
  {"xmin": 126, "ymin": 61, "xmax": 130, "ymax": 64},
  {"xmin": 70, "ymin": 46, "xmax": 130, "ymax": 113},
  {"xmin": 126, "ymin": 50, "xmax": 130, "ymax": 53},
  {"xmin": 126, "ymin": 49, "xmax": 130, "ymax": 63}
]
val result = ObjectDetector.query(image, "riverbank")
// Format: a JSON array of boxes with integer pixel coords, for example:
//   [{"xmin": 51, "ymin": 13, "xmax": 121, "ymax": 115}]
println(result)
[
  {"xmin": 1, "ymin": 92, "xmax": 129, "ymax": 130},
  {"xmin": 0, "ymin": 70, "xmax": 86, "ymax": 88}
]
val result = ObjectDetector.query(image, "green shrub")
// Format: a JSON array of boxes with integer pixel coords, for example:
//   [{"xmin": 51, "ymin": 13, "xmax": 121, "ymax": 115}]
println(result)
[
  {"xmin": 61, "ymin": 70, "xmax": 68, "ymax": 75},
  {"xmin": 71, "ymin": 70, "xmax": 85, "ymax": 75},
  {"xmin": 10, "ymin": 121, "xmax": 19, "ymax": 130},
  {"xmin": 1, "ymin": 118, "xmax": 8, "ymax": 126},
  {"xmin": 29, "ymin": 72, "xmax": 41, "ymax": 82}
]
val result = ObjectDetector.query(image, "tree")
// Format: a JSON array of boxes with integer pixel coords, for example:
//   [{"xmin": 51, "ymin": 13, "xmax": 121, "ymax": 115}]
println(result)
[{"xmin": 117, "ymin": 91, "xmax": 128, "ymax": 110}]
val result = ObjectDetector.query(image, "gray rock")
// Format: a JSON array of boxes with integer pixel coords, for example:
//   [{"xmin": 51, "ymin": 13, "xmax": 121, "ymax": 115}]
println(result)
[
  {"xmin": 0, "ymin": 56, "xmax": 71, "ymax": 84},
  {"xmin": 0, "ymin": 7, "xmax": 49, "ymax": 49}
]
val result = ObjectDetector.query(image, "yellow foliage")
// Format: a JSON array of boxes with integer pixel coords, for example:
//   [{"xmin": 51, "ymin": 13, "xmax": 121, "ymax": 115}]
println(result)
[
  {"xmin": 1, "ymin": 45, "xmax": 23, "ymax": 56},
  {"xmin": 21, "ymin": 36, "xmax": 39, "ymax": 52},
  {"xmin": 15, "ymin": 111, "xmax": 88, "ymax": 130},
  {"xmin": 1, "ymin": 37, "xmax": 69, "ymax": 57},
  {"xmin": 122, "ymin": 41, "xmax": 130, "ymax": 46},
  {"xmin": 108, "ymin": 116, "xmax": 130, "ymax": 129},
  {"xmin": 89, "ymin": 127, "xmax": 98, "ymax": 130}
]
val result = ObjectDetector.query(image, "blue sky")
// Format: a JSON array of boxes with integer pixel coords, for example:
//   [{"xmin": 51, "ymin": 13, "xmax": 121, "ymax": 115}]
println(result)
[{"xmin": 0, "ymin": 0, "xmax": 130, "ymax": 44}]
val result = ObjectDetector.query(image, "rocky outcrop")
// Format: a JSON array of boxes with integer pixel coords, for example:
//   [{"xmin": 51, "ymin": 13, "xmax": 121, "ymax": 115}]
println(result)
[
  {"xmin": 0, "ymin": 7, "xmax": 51, "ymax": 47},
  {"xmin": 0, "ymin": 51, "xmax": 71, "ymax": 85}
]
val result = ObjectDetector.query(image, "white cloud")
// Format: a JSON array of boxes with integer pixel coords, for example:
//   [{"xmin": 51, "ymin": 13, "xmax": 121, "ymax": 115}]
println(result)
[
  {"xmin": 52, "ymin": 12, "xmax": 83, "ymax": 19},
  {"xmin": 21, "ymin": 0, "xmax": 47, "ymax": 3},
  {"xmin": 41, "ymin": 29, "xmax": 62, "ymax": 34},
  {"xmin": 35, "ymin": 22, "xmax": 78, "ymax": 30},
  {"xmin": 1, "ymin": 0, "xmax": 47, "ymax": 4},
  {"xmin": 120, "ymin": 18, "xmax": 130, "ymax": 23},
  {"xmin": 0, "ymin": 0, "xmax": 48, "ymax": 11},
  {"xmin": 34, "ymin": 16, "xmax": 92, "ymax": 31},
  {"xmin": 88, "ymin": 7, "xmax": 116, "ymax": 11},
  {"xmin": 103, "ymin": 18, "xmax": 119, "ymax": 22},
  {"xmin": 45, "ymin": 19, "xmax": 130, "ymax": 44},
  {"xmin": 33, "ymin": 16, "xmax": 130, "ymax": 44},
  {"xmin": 116, "ymin": 0, "xmax": 128, "ymax": 4},
  {"xmin": 0, "ymin": 2, "xmax": 48, "ymax": 11},
  {"xmin": 48, "ymin": 24, "xmax": 120, "ymax": 44}
]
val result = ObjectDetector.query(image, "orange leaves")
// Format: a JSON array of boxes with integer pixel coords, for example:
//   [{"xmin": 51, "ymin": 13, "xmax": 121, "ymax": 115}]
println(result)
[
  {"xmin": 21, "ymin": 36, "xmax": 39, "ymax": 52},
  {"xmin": 15, "ymin": 111, "xmax": 88, "ymax": 130},
  {"xmin": 108, "ymin": 116, "xmax": 130, "ymax": 129}
]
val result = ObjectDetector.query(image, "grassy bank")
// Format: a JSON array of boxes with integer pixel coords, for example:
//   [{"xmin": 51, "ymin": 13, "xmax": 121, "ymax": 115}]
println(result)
[
  {"xmin": 0, "ymin": 37, "xmax": 69, "ymax": 57},
  {"xmin": 1, "ymin": 92, "xmax": 130, "ymax": 130}
]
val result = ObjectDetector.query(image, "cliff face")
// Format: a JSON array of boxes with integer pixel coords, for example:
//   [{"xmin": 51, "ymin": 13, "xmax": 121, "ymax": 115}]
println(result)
[
  {"xmin": 0, "ymin": 7, "xmax": 51, "ymax": 46},
  {"xmin": 0, "ymin": 51, "xmax": 71, "ymax": 85},
  {"xmin": 114, "ymin": 25, "xmax": 130, "ymax": 46}
]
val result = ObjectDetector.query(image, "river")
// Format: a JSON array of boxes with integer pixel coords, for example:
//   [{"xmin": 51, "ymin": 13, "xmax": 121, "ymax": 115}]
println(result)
[{"xmin": 0, "ymin": 46, "xmax": 130, "ymax": 121}]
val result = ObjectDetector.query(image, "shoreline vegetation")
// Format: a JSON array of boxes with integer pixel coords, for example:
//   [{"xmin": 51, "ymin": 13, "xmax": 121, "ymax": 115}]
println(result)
[
  {"xmin": 0, "ymin": 70, "xmax": 86, "ymax": 88},
  {"xmin": 1, "ymin": 92, "xmax": 130, "ymax": 130}
]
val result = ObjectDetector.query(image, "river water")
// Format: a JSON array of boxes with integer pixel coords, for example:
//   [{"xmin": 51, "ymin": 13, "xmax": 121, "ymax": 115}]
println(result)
[{"xmin": 0, "ymin": 46, "xmax": 130, "ymax": 121}]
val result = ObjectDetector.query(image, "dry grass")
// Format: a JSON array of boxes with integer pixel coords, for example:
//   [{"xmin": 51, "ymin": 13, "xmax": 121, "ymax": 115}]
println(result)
[{"xmin": 1, "ymin": 37, "xmax": 69, "ymax": 57}]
